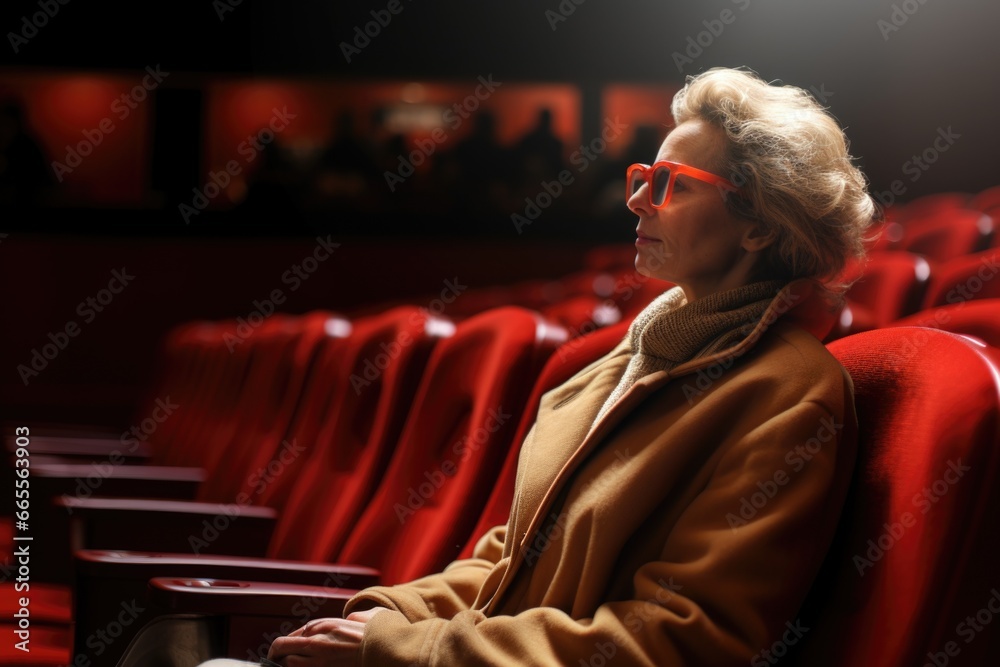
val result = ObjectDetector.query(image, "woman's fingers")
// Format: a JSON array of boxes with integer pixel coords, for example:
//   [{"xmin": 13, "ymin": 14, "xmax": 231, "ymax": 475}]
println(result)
[
  {"xmin": 344, "ymin": 606, "xmax": 390, "ymax": 624},
  {"xmin": 268, "ymin": 620, "xmax": 366, "ymax": 662}
]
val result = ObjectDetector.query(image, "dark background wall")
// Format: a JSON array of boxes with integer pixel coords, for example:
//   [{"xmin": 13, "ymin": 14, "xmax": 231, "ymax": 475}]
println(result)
[{"xmin": 1, "ymin": 0, "xmax": 998, "ymax": 426}]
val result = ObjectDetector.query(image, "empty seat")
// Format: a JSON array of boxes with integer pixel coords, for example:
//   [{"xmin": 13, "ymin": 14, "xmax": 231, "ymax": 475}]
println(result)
[
  {"xmin": 838, "ymin": 251, "xmax": 931, "ymax": 333},
  {"xmin": 895, "ymin": 192, "xmax": 970, "ymax": 222},
  {"xmin": 900, "ymin": 210, "xmax": 994, "ymax": 262},
  {"xmin": 921, "ymin": 249, "xmax": 1000, "ymax": 310},
  {"xmin": 336, "ymin": 307, "xmax": 567, "ymax": 584},
  {"xmin": 267, "ymin": 306, "xmax": 450, "ymax": 560},
  {"xmin": 540, "ymin": 294, "xmax": 621, "ymax": 334},
  {"xmin": 971, "ymin": 184, "xmax": 1000, "ymax": 213}
]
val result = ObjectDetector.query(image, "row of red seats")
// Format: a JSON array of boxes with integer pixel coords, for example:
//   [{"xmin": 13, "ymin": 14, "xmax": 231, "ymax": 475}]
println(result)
[
  {"xmin": 2, "ymin": 305, "xmax": 571, "ymax": 666},
  {"xmin": 5, "ymin": 217, "xmax": 1000, "ymax": 665},
  {"xmin": 13, "ymin": 303, "xmax": 999, "ymax": 667}
]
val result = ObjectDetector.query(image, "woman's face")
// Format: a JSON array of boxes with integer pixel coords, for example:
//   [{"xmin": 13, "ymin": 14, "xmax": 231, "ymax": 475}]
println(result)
[{"xmin": 627, "ymin": 118, "xmax": 769, "ymax": 302}]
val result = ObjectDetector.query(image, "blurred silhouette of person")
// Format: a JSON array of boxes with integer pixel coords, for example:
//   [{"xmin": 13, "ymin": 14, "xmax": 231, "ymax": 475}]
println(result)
[
  {"xmin": 233, "ymin": 141, "xmax": 303, "ymax": 225},
  {"xmin": 514, "ymin": 107, "xmax": 565, "ymax": 186},
  {"xmin": 447, "ymin": 110, "xmax": 511, "ymax": 217},
  {"xmin": 313, "ymin": 110, "xmax": 378, "ymax": 208},
  {"xmin": 0, "ymin": 100, "xmax": 56, "ymax": 211}
]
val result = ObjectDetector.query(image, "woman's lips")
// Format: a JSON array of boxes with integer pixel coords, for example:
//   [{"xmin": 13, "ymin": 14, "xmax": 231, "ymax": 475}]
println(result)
[{"xmin": 635, "ymin": 230, "xmax": 661, "ymax": 245}]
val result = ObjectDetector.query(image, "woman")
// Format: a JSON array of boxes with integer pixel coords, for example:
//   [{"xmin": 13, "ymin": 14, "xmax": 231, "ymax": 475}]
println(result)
[{"xmin": 203, "ymin": 66, "xmax": 876, "ymax": 666}]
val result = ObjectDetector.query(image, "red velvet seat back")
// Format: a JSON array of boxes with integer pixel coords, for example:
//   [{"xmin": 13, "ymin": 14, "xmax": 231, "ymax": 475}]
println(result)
[
  {"xmin": 792, "ymin": 328, "xmax": 1000, "ymax": 666},
  {"xmin": 191, "ymin": 314, "xmax": 321, "ymax": 481},
  {"xmin": 896, "ymin": 192, "xmax": 970, "ymax": 222},
  {"xmin": 841, "ymin": 251, "xmax": 931, "ymax": 331},
  {"xmin": 459, "ymin": 319, "xmax": 630, "ymax": 559},
  {"xmin": 150, "ymin": 319, "xmax": 247, "ymax": 467},
  {"xmin": 198, "ymin": 311, "xmax": 350, "ymax": 505},
  {"xmin": 901, "ymin": 210, "xmax": 994, "ymax": 263},
  {"xmin": 269, "ymin": 306, "xmax": 450, "ymax": 561},
  {"xmin": 921, "ymin": 249, "xmax": 1000, "ymax": 310},
  {"xmin": 890, "ymin": 299, "xmax": 1000, "ymax": 349},
  {"xmin": 337, "ymin": 307, "xmax": 567, "ymax": 585}
]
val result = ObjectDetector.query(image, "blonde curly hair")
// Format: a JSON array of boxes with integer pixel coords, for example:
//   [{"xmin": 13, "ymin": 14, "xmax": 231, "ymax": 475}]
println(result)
[{"xmin": 671, "ymin": 67, "xmax": 878, "ymax": 291}]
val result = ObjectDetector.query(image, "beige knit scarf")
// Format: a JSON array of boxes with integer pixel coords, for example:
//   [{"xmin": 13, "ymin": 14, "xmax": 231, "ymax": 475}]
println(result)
[{"xmin": 594, "ymin": 279, "xmax": 789, "ymax": 423}]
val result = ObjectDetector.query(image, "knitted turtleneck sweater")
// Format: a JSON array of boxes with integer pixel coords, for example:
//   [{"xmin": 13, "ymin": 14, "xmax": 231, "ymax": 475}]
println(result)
[{"xmin": 595, "ymin": 279, "xmax": 789, "ymax": 423}]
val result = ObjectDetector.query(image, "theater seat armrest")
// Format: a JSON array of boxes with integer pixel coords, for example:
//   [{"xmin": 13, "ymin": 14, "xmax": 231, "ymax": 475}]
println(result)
[
  {"xmin": 148, "ymin": 577, "xmax": 356, "ymax": 618},
  {"xmin": 33, "ymin": 462, "xmax": 204, "ymax": 502},
  {"xmin": 77, "ymin": 549, "xmax": 380, "ymax": 590},
  {"xmin": 58, "ymin": 497, "xmax": 276, "ymax": 556},
  {"xmin": 6, "ymin": 434, "xmax": 152, "ymax": 462},
  {"xmin": 72, "ymin": 553, "xmax": 378, "ymax": 662}
]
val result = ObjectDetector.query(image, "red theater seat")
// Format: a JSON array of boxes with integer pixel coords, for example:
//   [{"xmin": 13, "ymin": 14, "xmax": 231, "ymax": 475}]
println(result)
[
  {"xmin": 792, "ymin": 328, "xmax": 1000, "ymax": 666},
  {"xmin": 67, "ymin": 307, "xmax": 564, "ymax": 667},
  {"xmin": 266, "ymin": 306, "xmax": 450, "ymax": 560},
  {"xmin": 971, "ymin": 185, "xmax": 1000, "ymax": 213},
  {"xmin": 194, "ymin": 312, "xmax": 346, "ymax": 503},
  {"xmin": 890, "ymin": 299, "xmax": 1000, "ymax": 349},
  {"xmin": 335, "ymin": 307, "xmax": 567, "ymax": 584},
  {"xmin": 900, "ymin": 210, "xmax": 994, "ymax": 263},
  {"xmin": 459, "ymin": 318, "xmax": 630, "ymax": 559},
  {"xmin": 895, "ymin": 192, "xmax": 970, "ymax": 222},
  {"xmin": 540, "ymin": 294, "xmax": 621, "ymax": 334},
  {"xmin": 921, "ymin": 249, "xmax": 1000, "ymax": 310},
  {"xmin": 838, "ymin": 251, "xmax": 931, "ymax": 333}
]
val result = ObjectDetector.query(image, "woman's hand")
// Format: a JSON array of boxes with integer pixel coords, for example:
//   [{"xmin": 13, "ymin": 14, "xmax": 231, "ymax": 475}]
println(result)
[{"xmin": 267, "ymin": 607, "xmax": 391, "ymax": 666}]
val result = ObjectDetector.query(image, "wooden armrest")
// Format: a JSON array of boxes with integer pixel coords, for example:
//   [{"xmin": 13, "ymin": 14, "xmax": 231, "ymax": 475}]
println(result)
[{"xmin": 73, "ymin": 552, "xmax": 377, "ymax": 667}]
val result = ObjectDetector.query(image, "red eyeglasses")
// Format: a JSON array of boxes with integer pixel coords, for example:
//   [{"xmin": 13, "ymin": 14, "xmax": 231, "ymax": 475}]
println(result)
[{"xmin": 626, "ymin": 161, "xmax": 739, "ymax": 209}]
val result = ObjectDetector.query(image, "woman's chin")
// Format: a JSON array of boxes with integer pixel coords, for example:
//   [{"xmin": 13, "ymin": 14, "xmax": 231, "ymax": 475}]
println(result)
[{"xmin": 635, "ymin": 252, "xmax": 673, "ymax": 280}]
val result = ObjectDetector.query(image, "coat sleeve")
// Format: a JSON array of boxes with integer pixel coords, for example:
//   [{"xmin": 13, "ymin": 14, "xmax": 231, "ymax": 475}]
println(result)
[
  {"xmin": 343, "ymin": 524, "xmax": 507, "ymax": 622},
  {"xmin": 353, "ymin": 397, "xmax": 857, "ymax": 666}
]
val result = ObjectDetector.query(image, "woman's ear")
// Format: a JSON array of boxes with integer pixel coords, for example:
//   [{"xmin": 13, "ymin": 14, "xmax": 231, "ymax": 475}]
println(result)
[{"xmin": 740, "ymin": 223, "xmax": 776, "ymax": 253}]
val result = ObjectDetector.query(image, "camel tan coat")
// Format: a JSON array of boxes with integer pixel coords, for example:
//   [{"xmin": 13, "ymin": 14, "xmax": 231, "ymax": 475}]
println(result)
[{"xmin": 345, "ymin": 280, "xmax": 858, "ymax": 666}]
